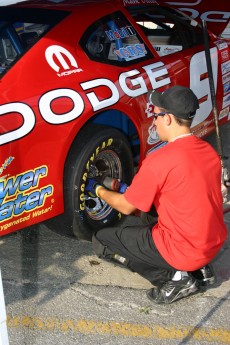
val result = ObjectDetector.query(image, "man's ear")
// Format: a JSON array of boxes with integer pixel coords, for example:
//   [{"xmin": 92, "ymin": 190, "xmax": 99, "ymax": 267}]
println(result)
[{"xmin": 165, "ymin": 113, "xmax": 172, "ymax": 126}]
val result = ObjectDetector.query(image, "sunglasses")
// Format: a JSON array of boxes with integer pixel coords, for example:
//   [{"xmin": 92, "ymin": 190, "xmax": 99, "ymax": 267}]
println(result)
[{"xmin": 153, "ymin": 112, "xmax": 168, "ymax": 120}]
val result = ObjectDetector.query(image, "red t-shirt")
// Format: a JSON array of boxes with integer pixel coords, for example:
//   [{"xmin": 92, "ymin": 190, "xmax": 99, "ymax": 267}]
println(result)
[{"xmin": 124, "ymin": 135, "xmax": 228, "ymax": 271}]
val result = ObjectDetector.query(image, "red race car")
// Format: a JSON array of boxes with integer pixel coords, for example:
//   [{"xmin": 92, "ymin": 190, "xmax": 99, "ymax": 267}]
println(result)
[{"xmin": 0, "ymin": 0, "xmax": 229, "ymax": 238}]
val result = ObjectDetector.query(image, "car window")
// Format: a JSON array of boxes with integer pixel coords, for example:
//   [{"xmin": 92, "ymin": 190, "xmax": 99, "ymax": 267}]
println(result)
[
  {"xmin": 80, "ymin": 11, "xmax": 153, "ymax": 66},
  {"xmin": 130, "ymin": 6, "xmax": 204, "ymax": 57},
  {"xmin": 0, "ymin": 8, "xmax": 69, "ymax": 76},
  {"xmin": 0, "ymin": 22, "xmax": 50, "ymax": 75}
]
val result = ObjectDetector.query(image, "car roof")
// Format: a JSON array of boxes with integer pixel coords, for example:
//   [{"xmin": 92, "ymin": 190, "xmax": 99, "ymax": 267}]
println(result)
[
  {"xmin": 8, "ymin": 0, "xmax": 160, "ymax": 12},
  {"xmin": 9, "ymin": 0, "xmax": 122, "ymax": 10}
]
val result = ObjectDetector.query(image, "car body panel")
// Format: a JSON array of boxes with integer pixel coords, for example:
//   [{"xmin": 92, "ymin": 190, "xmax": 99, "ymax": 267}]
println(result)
[{"xmin": 156, "ymin": 0, "xmax": 230, "ymax": 36}]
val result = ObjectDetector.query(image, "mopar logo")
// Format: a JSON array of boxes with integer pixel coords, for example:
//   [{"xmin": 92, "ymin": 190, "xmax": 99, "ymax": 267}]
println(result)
[{"xmin": 45, "ymin": 45, "xmax": 83, "ymax": 76}]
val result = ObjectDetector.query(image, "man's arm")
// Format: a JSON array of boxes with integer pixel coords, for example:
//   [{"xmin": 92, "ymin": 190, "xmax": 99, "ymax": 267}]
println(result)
[{"xmin": 96, "ymin": 186, "xmax": 136, "ymax": 215}]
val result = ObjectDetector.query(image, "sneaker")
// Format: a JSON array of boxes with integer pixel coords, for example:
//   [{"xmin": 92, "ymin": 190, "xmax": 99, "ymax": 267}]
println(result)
[
  {"xmin": 191, "ymin": 264, "xmax": 216, "ymax": 289},
  {"xmin": 147, "ymin": 275, "xmax": 199, "ymax": 304}
]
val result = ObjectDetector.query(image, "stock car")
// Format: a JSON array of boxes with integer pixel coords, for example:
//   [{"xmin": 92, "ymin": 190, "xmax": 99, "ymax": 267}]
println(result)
[{"xmin": 0, "ymin": 0, "xmax": 229, "ymax": 239}]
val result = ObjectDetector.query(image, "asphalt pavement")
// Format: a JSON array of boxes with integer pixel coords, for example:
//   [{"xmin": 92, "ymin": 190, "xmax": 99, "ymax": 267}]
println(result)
[{"xmin": 0, "ymin": 121, "xmax": 230, "ymax": 345}]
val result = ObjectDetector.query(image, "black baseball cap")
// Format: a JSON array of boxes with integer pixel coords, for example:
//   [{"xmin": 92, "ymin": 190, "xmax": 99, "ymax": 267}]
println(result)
[{"xmin": 147, "ymin": 85, "xmax": 199, "ymax": 119}]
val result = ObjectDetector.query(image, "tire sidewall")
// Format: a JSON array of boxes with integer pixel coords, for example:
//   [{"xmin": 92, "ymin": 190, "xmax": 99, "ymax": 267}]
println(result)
[{"xmin": 66, "ymin": 126, "xmax": 134, "ymax": 239}]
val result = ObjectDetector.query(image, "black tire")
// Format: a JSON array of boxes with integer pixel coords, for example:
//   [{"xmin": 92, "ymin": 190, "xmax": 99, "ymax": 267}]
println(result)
[{"xmin": 64, "ymin": 124, "xmax": 134, "ymax": 240}]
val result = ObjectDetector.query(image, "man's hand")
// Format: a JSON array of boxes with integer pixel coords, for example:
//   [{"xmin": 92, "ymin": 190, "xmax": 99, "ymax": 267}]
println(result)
[
  {"xmin": 85, "ymin": 177, "xmax": 128, "ymax": 199},
  {"xmin": 85, "ymin": 178, "xmax": 102, "ymax": 198},
  {"xmin": 118, "ymin": 182, "xmax": 128, "ymax": 193},
  {"xmin": 96, "ymin": 186, "xmax": 136, "ymax": 215}
]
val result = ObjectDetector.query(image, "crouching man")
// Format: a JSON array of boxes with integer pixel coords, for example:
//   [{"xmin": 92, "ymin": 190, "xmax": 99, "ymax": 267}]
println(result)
[{"xmin": 86, "ymin": 86, "xmax": 228, "ymax": 304}]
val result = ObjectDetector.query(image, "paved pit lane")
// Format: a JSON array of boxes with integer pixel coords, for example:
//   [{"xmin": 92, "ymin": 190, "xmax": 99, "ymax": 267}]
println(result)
[{"xmin": 0, "ymin": 122, "xmax": 230, "ymax": 345}]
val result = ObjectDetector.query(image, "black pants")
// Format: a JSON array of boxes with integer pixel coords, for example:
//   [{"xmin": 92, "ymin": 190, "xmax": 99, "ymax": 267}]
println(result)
[{"xmin": 92, "ymin": 222, "xmax": 177, "ymax": 287}]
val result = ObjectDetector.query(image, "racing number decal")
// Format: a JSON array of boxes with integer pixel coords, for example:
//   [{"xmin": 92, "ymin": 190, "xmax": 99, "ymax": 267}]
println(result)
[
  {"xmin": 146, "ymin": 48, "xmax": 219, "ymax": 144},
  {"xmin": 190, "ymin": 47, "xmax": 218, "ymax": 127}
]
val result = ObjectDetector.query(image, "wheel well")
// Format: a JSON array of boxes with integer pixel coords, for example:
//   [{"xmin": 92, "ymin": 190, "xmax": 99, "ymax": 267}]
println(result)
[
  {"xmin": 63, "ymin": 109, "xmax": 140, "ymax": 200},
  {"xmin": 90, "ymin": 109, "xmax": 140, "ymax": 167},
  {"xmin": 64, "ymin": 109, "xmax": 140, "ymax": 183}
]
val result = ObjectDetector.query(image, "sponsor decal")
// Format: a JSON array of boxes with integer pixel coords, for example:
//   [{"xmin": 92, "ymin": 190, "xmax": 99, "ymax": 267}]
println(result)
[
  {"xmin": 219, "ymin": 107, "xmax": 229, "ymax": 120},
  {"xmin": 223, "ymin": 71, "xmax": 230, "ymax": 84},
  {"xmin": 0, "ymin": 156, "xmax": 14, "ymax": 178},
  {"xmin": 221, "ymin": 60, "xmax": 230, "ymax": 75},
  {"xmin": 223, "ymin": 93, "xmax": 230, "ymax": 108},
  {"xmin": 215, "ymin": 40, "xmax": 228, "ymax": 50},
  {"xmin": 221, "ymin": 50, "xmax": 229, "ymax": 61},
  {"xmin": 195, "ymin": 128, "xmax": 208, "ymax": 137},
  {"xmin": 0, "ymin": 165, "xmax": 53, "ymax": 223},
  {"xmin": 14, "ymin": 22, "xmax": 24, "ymax": 34},
  {"xmin": 114, "ymin": 43, "xmax": 147, "ymax": 60},
  {"xmin": 105, "ymin": 26, "xmax": 136, "ymax": 41},
  {"xmin": 203, "ymin": 119, "xmax": 215, "ymax": 127},
  {"xmin": 224, "ymin": 81, "xmax": 230, "ymax": 95},
  {"xmin": 45, "ymin": 45, "xmax": 83, "ymax": 77},
  {"xmin": 153, "ymin": 45, "xmax": 182, "ymax": 56},
  {"xmin": 123, "ymin": 0, "xmax": 157, "ymax": 5},
  {"xmin": 189, "ymin": 122, "xmax": 210, "ymax": 137}
]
